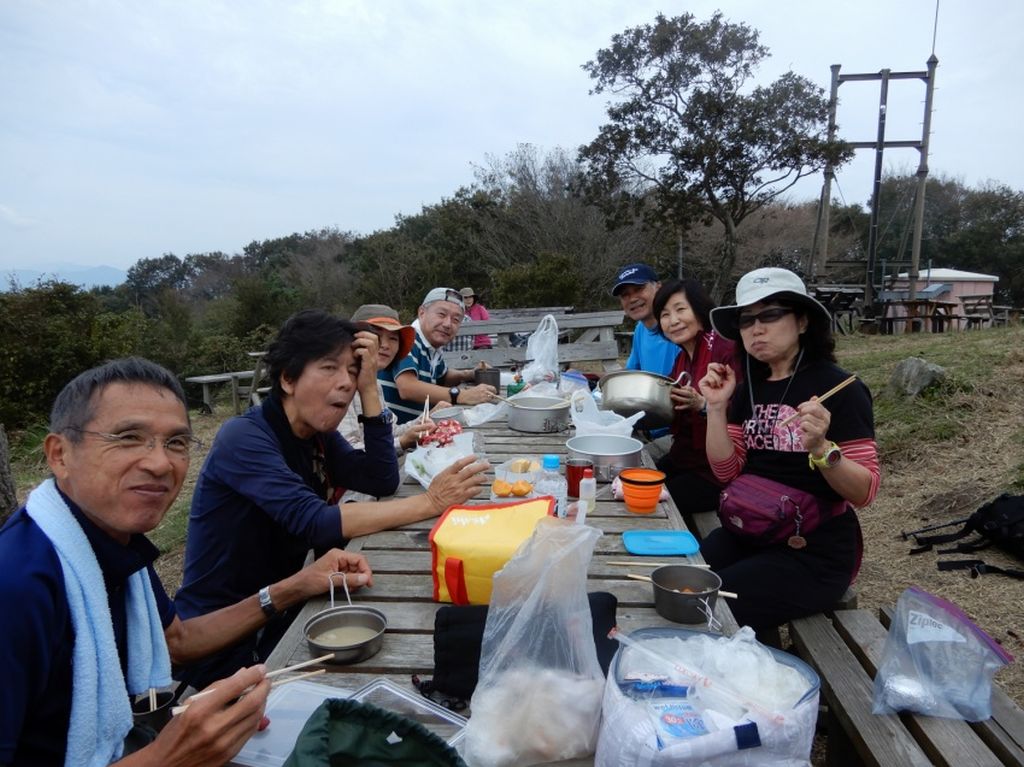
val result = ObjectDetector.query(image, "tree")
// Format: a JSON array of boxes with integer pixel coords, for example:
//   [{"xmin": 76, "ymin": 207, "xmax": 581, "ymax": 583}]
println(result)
[{"xmin": 579, "ymin": 12, "xmax": 851, "ymax": 298}]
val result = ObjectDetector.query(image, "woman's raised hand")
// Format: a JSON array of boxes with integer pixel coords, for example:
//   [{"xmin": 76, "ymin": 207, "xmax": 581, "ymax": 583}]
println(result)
[{"xmin": 698, "ymin": 362, "xmax": 736, "ymax": 410}]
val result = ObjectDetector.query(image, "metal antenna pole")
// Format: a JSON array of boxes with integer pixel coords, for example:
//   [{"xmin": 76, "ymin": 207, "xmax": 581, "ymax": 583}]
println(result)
[
  {"xmin": 864, "ymin": 70, "xmax": 890, "ymax": 309},
  {"xmin": 908, "ymin": 55, "xmax": 939, "ymax": 303},
  {"xmin": 810, "ymin": 64, "xmax": 841, "ymax": 281}
]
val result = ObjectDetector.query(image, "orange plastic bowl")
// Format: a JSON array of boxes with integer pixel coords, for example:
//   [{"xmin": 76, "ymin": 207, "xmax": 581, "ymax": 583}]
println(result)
[{"xmin": 619, "ymin": 468, "xmax": 666, "ymax": 514}]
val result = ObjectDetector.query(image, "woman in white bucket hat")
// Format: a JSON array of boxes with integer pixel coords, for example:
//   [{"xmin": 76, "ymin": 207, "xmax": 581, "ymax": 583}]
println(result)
[{"xmin": 697, "ymin": 267, "xmax": 881, "ymax": 637}]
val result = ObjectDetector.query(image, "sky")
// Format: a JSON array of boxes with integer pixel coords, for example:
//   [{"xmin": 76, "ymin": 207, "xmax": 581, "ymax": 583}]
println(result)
[{"xmin": 1, "ymin": 0, "xmax": 1020, "ymax": 272}]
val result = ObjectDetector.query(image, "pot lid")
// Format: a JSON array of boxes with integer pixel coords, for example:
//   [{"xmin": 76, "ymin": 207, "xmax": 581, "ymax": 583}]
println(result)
[{"xmin": 623, "ymin": 530, "xmax": 699, "ymax": 556}]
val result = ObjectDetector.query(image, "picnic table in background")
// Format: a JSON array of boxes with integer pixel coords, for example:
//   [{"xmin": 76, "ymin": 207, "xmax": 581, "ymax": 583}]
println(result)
[{"xmin": 441, "ymin": 309, "xmax": 625, "ymax": 371}]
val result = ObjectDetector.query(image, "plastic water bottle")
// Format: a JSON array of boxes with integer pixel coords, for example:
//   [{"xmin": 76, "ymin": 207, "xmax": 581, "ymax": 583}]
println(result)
[
  {"xmin": 535, "ymin": 454, "xmax": 568, "ymax": 518},
  {"xmin": 576, "ymin": 468, "xmax": 596, "ymax": 525}
]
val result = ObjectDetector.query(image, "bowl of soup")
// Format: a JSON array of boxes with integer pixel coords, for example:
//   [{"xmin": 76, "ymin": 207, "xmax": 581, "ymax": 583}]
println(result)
[{"xmin": 303, "ymin": 605, "xmax": 387, "ymax": 664}]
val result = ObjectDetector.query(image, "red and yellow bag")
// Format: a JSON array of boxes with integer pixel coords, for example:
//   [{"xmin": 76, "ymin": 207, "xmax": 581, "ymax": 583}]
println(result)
[{"xmin": 429, "ymin": 497, "xmax": 555, "ymax": 605}]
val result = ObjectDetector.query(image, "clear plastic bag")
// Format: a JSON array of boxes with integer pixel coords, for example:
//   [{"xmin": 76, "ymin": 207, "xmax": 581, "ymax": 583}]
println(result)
[
  {"xmin": 519, "ymin": 315, "xmax": 560, "ymax": 385},
  {"xmin": 570, "ymin": 389, "xmax": 645, "ymax": 438},
  {"xmin": 872, "ymin": 587, "xmax": 1012, "ymax": 721},
  {"xmin": 459, "ymin": 519, "xmax": 605, "ymax": 767}
]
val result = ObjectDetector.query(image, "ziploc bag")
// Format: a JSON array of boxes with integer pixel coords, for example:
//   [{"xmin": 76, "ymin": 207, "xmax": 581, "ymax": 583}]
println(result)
[{"xmin": 872, "ymin": 586, "xmax": 1013, "ymax": 721}]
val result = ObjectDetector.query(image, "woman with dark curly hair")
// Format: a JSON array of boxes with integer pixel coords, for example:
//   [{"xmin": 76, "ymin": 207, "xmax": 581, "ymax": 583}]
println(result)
[
  {"xmin": 698, "ymin": 268, "xmax": 880, "ymax": 636},
  {"xmin": 651, "ymin": 278, "xmax": 739, "ymax": 527}
]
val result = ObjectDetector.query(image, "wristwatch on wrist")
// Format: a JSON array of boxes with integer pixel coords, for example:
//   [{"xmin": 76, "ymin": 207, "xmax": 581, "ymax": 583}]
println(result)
[
  {"xmin": 258, "ymin": 586, "xmax": 277, "ymax": 617},
  {"xmin": 449, "ymin": 386, "xmax": 460, "ymax": 404},
  {"xmin": 808, "ymin": 441, "xmax": 842, "ymax": 471},
  {"xmin": 358, "ymin": 409, "xmax": 391, "ymax": 426}
]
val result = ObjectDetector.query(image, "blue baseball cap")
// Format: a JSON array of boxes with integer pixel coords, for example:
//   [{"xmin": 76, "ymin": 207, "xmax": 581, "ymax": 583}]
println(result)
[{"xmin": 611, "ymin": 263, "xmax": 659, "ymax": 296}]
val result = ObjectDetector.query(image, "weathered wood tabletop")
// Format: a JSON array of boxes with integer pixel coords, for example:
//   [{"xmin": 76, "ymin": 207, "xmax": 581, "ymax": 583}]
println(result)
[{"xmin": 263, "ymin": 412, "xmax": 738, "ymax": 760}]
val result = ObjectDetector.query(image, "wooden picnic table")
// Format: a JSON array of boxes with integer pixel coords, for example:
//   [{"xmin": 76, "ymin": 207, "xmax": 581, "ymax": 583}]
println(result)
[
  {"xmin": 442, "ymin": 309, "xmax": 624, "ymax": 370},
  {"xmin": 879, "ymin": 298, "xmax": 961, "ymax": 334},
  {"xmin": 184, "ymin": 370, "xmax": 255, "ymax": 413},
  {"xmin": 262, "ymin": 413, "xmax": 737, "ymax": 763}
]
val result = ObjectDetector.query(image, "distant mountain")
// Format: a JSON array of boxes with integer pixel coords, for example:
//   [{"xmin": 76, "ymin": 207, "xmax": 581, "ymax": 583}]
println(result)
[{"xmin": 1, "ymin": 264, "xmax": 127, "ymax": 290}]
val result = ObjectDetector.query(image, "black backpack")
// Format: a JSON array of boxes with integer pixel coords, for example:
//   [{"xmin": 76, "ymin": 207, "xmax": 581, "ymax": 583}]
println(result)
[{"xmin": 908, "ymin": 493, "xmax": 1024, "ymax": 579}]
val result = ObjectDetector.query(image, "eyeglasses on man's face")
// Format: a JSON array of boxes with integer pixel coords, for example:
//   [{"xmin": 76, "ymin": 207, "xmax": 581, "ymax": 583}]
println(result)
[
  {"xmin": 66, "ymin": 427, "xmax": 202, "ymax": 459},
  {"xmin": 736, "ymin": 307, "xmax": 794, "ymax": 330}
]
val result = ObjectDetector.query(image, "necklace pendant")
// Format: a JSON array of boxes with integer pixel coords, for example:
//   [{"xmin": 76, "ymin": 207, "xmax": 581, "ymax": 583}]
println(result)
[{"xmin": 788, "ymin": 535, "xmax": 807, "ymax": 549}]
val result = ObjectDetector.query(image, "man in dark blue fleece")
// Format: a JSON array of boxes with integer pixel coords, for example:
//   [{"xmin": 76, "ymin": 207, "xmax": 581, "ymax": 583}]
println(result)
[{"xmin": 176, "ymin": 310, "xmax": 487, "ymax": 688}]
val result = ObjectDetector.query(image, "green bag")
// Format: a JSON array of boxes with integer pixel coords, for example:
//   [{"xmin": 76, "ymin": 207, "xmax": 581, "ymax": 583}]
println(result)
[{"xmin": 284, "ymin": 698, "xmax": 467, "ymax": 767}]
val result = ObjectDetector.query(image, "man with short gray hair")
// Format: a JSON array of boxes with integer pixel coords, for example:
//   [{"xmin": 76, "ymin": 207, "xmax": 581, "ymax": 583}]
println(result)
[
  {"xmin": 381, "ymin": 287, "xmax": 497, "ymax": 423},
  {"xmin": 0, "ymin": 357, "xmax": 372, "ymax": 766}
]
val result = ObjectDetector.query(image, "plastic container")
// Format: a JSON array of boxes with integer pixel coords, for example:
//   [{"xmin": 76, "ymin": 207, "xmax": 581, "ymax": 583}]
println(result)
[
  {"xmin": 491, "ymin": 456, "xmax": 541, "ymax": 500},
  {"xmin": 576, "ymin": 468, "xmax": 596, "ymax": 525},
  {"xmin": 534, "ymin": 454, "xmax": 568, "ymax": 518}
]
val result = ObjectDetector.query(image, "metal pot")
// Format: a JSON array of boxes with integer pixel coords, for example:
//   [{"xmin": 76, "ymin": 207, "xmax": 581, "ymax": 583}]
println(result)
[
  {"xmin": 597, "ymin": 370, "xmax": 681, "ymax": 429},
  {"xmin": 304, "ymin": 605, "xmax": 387, "ymax": 664},
  {"xmin": 506, "ymin": 395, "xmax": 570, "ymax": 433},
  {"xmin": 650, "ymin": 565, "xmax": 722, "ymax": 624},
  {"xmin": 303, "ymin": 573, "xmax": 387, "ymax": 664},
  {"xmin": 564, "ymin": 434, "xmax": 643, "ymax": 482}
]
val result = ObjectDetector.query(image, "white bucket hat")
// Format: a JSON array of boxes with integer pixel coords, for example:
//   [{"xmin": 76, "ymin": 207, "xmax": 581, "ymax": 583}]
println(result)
[{"xmin": 710, "ymin": 268, "xmax": 831, "ymax": 341}]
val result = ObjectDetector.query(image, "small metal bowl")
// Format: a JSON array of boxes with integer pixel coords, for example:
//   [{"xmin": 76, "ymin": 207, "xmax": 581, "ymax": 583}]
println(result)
[
  {"xmin": 303, "ymin": 572, "xmax": 387, "ymax": 664},
  {"xmin": 304, "ymin": 606, "xmax": 387, "ymax": 664}
]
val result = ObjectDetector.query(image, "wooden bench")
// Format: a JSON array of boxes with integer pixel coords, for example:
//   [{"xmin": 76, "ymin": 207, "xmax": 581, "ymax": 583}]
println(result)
[
  {"xmin": 961, "ymin": 294, "xmax": 996, "ymax": 330},
  {"xmin": 184, "ymin": 370, "xmax": 255, "ymax": 414},
  {"xmin": 441, "ymin": 309, "xmax": 624, "ymax": 371},
  {"xmin": 789, "ymin": 607, "xmax": 1024, "ymax": 766}
]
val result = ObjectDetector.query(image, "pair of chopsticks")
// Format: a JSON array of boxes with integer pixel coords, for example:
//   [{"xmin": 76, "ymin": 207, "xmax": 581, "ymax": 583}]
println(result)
[
  {"xmin": 170, "ymin": 653, "xmax": 334, "ymax": 716},
  {"xmin": 420, "ymin": 395, "xmax": 430, "ymax": 423},
  {"xmin": 625, "ymin": 573, "xmax": 738, "ymax": 599},
  {"xmin": 778, "ymin": 375, "xmax": 858, "ymax": 428}
]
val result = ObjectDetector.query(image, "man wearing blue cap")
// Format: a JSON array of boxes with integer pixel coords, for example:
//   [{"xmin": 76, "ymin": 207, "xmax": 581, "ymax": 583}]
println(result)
[{"xmin": 612, "ymin": 263, "xmax": 679, "ymax": 376}]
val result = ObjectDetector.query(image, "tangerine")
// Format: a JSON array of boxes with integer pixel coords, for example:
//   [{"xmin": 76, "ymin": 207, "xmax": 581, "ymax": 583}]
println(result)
[
  {"xmin": 511, "ymin": 480, "xmax": 533, "ymax": 497},
  {"xmin": 491, "ymin": 479, "xmax": 513, "ymax": 497}
]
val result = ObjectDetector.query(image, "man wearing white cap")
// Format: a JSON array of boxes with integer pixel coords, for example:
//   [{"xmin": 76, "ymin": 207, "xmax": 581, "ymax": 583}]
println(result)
[{"xmin": 381, "ymin": 287, "xmax": 497, "ymax": 423}]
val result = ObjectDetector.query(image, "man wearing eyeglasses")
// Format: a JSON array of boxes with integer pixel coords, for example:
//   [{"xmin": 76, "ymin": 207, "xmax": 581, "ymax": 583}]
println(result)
[
  {"xmin": 381, "ymin": 287, "xmax": 497, "ymax": 423},
  {"xmin": 0, "ymin": 357, "xmax": 372, "ymax": 767}
]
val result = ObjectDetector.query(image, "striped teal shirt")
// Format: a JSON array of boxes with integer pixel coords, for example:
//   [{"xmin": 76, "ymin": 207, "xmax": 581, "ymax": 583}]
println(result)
[{"xmin": 381, "ymin": 324, "xmax": 448, "ymax": 423}]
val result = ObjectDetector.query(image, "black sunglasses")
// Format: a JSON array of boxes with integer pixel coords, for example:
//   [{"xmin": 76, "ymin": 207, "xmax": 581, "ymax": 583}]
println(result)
[{"xmin": 736, "ymin": 307, "xmax": 794, "ymax": 329}]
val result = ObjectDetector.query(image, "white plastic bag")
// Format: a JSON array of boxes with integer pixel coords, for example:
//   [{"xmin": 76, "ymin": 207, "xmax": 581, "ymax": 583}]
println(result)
[
  {"xmin": 404, "ymin": 431, "xmax": 481, "ymax": 490},
  {"xmin": 519, "ymin": 314, "xmax": 560, "ymax": 385},
  {"xmin": 596, "ymin": 627, "xmax": 819, "ymax": 767},
  {"xmin": 459, "ymin": 519, "xmax": 605, "ymax": 767},
  {"xmin": 570, "ymin": 389, "xmax": 645, "ymax": 437}
]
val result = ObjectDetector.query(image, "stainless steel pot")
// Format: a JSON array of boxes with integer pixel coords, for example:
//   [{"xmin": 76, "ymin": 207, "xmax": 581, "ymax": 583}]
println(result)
[
  {"xmin": 506, "ymin": 395, "xmax": 570, "ymax": 433},
  {"xmin": 564, "ymin": 434, "xmax": 643, "ymax": 482},
  {"xmin": 650, "ymin": 565, "xmax": 722, "ymax": 624},
  {"xmin": 597, "ymin": 370, "xmax": 680, "ymax": 429}
]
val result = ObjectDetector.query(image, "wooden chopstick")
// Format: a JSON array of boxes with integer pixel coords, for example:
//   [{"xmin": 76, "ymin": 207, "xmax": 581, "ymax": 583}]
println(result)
[
  {"xmin": 270, "ymin": 668, "xmax": 325, "ymax": 688},
  {"xmin": 627, "ymin": 572, "xmax": 736, "ymax": 599},
  {"xmin": 778, "ymin": 374, "xmax": 858, "ymax": 428},
  {"xmin": 265, "ymin": 653, "xmax": 334, "ymax": 679},
  {"xmin": 607, "ymin": 560, "xmax": 710, "ymax": 568},
  {"xmin": 171, "ymin": 654, "xmax": 334, "ymax": 716}
]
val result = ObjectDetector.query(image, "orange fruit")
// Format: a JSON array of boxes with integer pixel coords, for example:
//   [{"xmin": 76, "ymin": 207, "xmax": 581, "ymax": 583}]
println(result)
[
  {"xmin": 492, "ymin": 479, "xmax": 513, "ymax": 497},
  {"xmin": 511, "ymin": 480, "xmax": 533, "ymax": 497}
]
